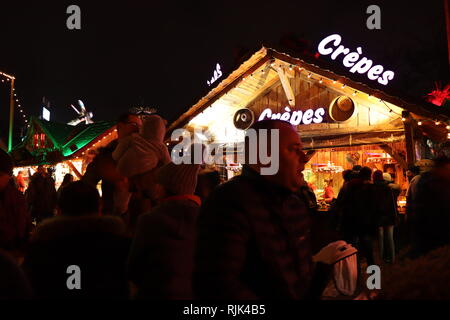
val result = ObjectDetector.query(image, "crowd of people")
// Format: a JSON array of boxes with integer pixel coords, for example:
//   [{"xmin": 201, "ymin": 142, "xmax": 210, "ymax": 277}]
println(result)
[{"xmin": 0, "ymin": 115, "xmax": 449, "ymax": 299}]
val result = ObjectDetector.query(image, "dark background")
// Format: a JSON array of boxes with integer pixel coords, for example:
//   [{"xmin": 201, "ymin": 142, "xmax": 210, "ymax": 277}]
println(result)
[{"xmin": 0, "ymin": 0, "xmax": 448, "ymax": 145}]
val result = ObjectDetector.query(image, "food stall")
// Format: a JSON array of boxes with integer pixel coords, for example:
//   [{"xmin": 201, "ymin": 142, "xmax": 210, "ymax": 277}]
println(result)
[
  {"xmin": 166, "ymin": 46, "xmax": 450, "ymax": 209},
  {"xmin": 10, "ymin": 116, "xmax": 117, "ymax": 190}
]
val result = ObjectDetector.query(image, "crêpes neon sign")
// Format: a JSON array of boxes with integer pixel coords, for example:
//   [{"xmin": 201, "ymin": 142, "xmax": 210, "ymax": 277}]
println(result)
[
  {"xmin": 317, "ymin": 34, "xmax": 395, "ymax": 85},
  {"xmin": 258, "ymin": 106, "xmax": 326, "ymax": 125}
]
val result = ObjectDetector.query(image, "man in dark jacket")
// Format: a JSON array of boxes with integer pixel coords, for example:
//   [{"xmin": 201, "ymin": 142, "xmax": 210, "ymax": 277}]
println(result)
[
  {"xmin": 194, "ymin": 120, "xmax": 316, "ymax": 299},
  {"xmin": 25, "ymin": 165, "xmax": 57, "ymax": 223},
  {"xmin": 372, "ymin": 170, "xmax": 397, "ymax": 263},
  {"xmin": 339, "ymin": 167, "xmax": 377, "ymax": 266}
]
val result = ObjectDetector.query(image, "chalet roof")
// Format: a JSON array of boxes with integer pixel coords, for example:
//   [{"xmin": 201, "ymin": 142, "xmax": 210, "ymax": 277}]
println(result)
[
  {"xmin": 61, "ymin": 120, "xmax": 116, "ymax": 157},
  {"xmin": 167, "ymin": 47, "xmax": 450, "ymax": 136},
  {"xmin": 10, "ymin": 117, "xmax": 116, "ymax": 165}
]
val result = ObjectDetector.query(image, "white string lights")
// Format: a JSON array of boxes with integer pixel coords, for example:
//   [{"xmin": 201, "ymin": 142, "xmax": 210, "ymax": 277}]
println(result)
[
  {"xmin": 235, "ymin": 61, "xmax": 449, "ymax": 139},
  {"xmin": 14, "ymin": 89, "xmax": 29, "ymax": 128},
  {"xmin": 0, "ymin": 72, "xmax": 29, "ymax": 130}
]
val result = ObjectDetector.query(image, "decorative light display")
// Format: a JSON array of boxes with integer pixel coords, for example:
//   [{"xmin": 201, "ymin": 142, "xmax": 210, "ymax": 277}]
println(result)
[
  {"xmin": 1, "ymin": 71, "xmax": 29, "ymax": 129},
  {"xmin": 220, "ymin": 60, "xmax": 448, "ymax": 139},
  {"xmin": 317, "ymin": 34, "xmax": 395, "ymax": 85},
  {"xmin": 129, "ymin": 106, "xmax": 157, "ymax": 115},
  {"xmin": 426, "ymin": 83, "xmax": 450, "ymax": 106},
  {"xmin": 366, "ymin": 152, "xmax": 396, "ymax": 164},
  {"xmin": 312, "ymin": 161, "xmax": 344, "ymax": 173}
]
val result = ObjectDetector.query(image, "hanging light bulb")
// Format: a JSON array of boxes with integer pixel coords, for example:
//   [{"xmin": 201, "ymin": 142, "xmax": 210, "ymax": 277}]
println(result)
[
  {"xmin": 401, "ymin": 117, "xmax": 406, "ymax": 122},
  {"xmin": 446, "ymin": 125, "xmax": 450, "ymax": 130},
  {"xmin": 435, "ymin": 121, "xmax": 440, "ymax": 126},
  {"xmin": 332, "ymin": 80, "xmax": 336, "ymax": 84},
  {"xmin": 307, "ymin": 73, "xmax": 312, "ymax": 78},
  {"xmin": 319, "ymin": 78, "xmax": 323, "ymax": 83},
  {"xmin": 352, "ymin": 91, "xmax": 357, "ymax": 96},
  {"xmin": 341, "ymin": 84, "xmax": 346, "ymax": 89},
  {"xmin": 418, "ymin": 121, "xmax": 422, "ymax": 126}
]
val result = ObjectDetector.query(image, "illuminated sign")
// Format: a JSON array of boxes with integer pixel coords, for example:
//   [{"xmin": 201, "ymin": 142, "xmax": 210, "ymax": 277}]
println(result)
[
  {"xmin": 317, "ymin": 34, "xmax": 395, "ymax": 85},
  {"xmin": 258, "ymin": 106, "xmax": 326, "ymax": 125},
  {"xmin": 42, "ymin": 107, "xmax": 50, "ymax": 121},
  {"xmin": 207, "ymin": 63, "xmax": 223, "ymax": 86}
]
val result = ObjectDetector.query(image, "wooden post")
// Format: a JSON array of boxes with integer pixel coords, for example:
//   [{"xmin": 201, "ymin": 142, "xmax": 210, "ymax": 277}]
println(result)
[
  {"xmin": 402, "ymin": 111, "xmax": 415, "ymax": 167},
  {"xmin": 8, "ymin": 78, "xmax": 15, "ymax": 152},
  {"xmin": 66, "ymin": 160, "xmax": 82, "ymax": 179},
  {"xmin": 445, "ymin": 0, "xmax": 450, "ymax": 68},
  {"xmin": 379, "ymin": 144, "xmax": 408, "ymax": 169}
]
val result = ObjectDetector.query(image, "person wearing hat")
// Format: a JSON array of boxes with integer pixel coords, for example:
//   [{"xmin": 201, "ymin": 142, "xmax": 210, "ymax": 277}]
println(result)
[
  {"xmin": 0, "ymin": 149, "xmax": 32, "ymax": 257},
  {"xmin": 382, "ymin": 172, "xmax": 401, "ymax": 199},
  {"xmin": 128, "ymin": 162, "xmax": 201, "ymax": 299}
]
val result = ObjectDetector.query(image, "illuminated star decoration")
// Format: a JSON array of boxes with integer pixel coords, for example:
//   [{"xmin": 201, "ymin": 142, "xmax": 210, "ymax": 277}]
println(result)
[{"xmin": 426, "ymin": 83, "xmax": 450, "ymax": 106}]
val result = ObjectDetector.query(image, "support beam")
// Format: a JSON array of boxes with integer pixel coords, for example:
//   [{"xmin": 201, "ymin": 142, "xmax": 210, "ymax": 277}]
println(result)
[
  {"xmin": 8, "ymin": 78, "xmax": 15, "ymax": 152},
  {"xmin": 402, "ymin": 111, "xmax": 416, "ymax": 167},
  {"xmin": 305, "ymin": 150, "xmax": 317, "ymax": 162},
  {"xmin": 67, "ymin": 160, "xmax": 82, "ymax": 179},
  {"xmin": 379, "ymin": 144, "xmax": 408, "ymax": 169},
  {"xmin": 272, "ymin": 64, "xmax": 295, "ymax": 107}
]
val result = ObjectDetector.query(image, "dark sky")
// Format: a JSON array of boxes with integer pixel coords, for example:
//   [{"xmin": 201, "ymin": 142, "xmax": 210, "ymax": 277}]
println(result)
[{"xmin": 0, "ymin": 0, "xmax": 448, "ymax": 144}]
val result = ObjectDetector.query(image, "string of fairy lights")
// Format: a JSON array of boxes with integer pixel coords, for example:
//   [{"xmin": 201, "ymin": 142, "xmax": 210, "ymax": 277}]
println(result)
[
  {"xmin": 0, "ymin": 71, "xmax": 30, "ymax": 130},
  {"xmin": 235, "ymin": 60, "xmax": 450, "ymax": 139}
]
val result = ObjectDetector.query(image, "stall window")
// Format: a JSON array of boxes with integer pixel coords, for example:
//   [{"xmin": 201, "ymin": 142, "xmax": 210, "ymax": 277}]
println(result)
[
  {"xmin": 33, "ymin": 134, "xmax": 39, "ymax": 148},
  {"xmin": 40, "ymin": 133, "xmax": 46, "ymax": 148}
]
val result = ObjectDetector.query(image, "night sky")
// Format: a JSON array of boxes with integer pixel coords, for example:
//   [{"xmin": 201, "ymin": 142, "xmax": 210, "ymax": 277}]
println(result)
[{"xmin": 0, "ymin": 0, "xmax": 448, "ymax": 145}]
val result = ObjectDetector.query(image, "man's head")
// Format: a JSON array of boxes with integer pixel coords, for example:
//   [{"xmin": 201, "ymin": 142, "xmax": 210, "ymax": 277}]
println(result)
[
  {"xmin": 117, "ymin": 113, "xmax": 143, "ymax": 139},
  {"xmin": 245, "ymin": 119, "xmax": 308, "ymax": 192},
  {"xmin": 58, "ymin": 181, "xmax": 100, "ymax": 217},
  {"xmin": 0, "ymin": 149, "xmax": 13, "ymax": 191},
  {"xmin": 37, "ymin": 165, "xmax": 45, "ymax": 175},
  {"xmin": 359, "ymin": 166, "xmax": 372, "ymax": 181},
  {"xmin": 342, "ymin": 169, "xmax": 353, "ymax": 182},
  {"xmin": 406, "ymin": 165, "xmax": 420, "ymax": 180},
  {"xmin": 372, "ymin": 170, "xmax": 384, "ymax": 182}
]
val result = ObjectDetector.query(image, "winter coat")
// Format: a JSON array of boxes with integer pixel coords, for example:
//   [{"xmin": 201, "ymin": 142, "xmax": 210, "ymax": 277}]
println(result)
[
  {"xmin": 0, "ymin": 181, "xmax": 32, "ymax": 252},
  {"xmin": 410, "ymin": 169, "xmax": 450, "ymax": 257},
  {"xmin": 340, "ymin": 179, "xmax": 378, "ymax": 237},
  {"xmin": 22, "ymin": 215, "xmax": 131, "ymax": 299},
  {"xmin": 113, "ymin": 116, "xmax": 171, "ymax": 178},
  {"xmin": 194, "ymin": 166, "xmax": 314, "ymax": 300},
  {"xmin": 128, "ymin": 196, "xmax": 200, "ymax": 299},
  {"xmin": 372, "ymin": 181, "xmax": 398, "ymax": 227},
  {"xmin": 25, "ymin": 173, "xmax": 57, "ymax": 222}
]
